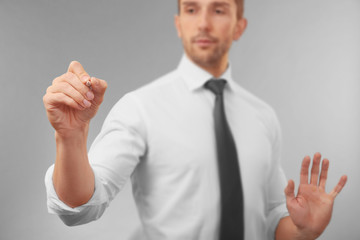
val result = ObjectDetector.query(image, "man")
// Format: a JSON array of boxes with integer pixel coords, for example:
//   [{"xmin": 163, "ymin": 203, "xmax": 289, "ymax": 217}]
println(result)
[{"xmin": 43, "ymin": 0, "xmax": 347, "ymax": 239}]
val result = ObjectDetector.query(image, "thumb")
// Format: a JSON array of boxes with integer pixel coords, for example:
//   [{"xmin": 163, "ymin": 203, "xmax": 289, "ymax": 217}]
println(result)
[
  {"xmin": 284, "ymin": 179, "xmax": 295, "ymax": 200},
  {"xmin": 89, "ymin": 77, "xmax": 107, "ymax": 105}
]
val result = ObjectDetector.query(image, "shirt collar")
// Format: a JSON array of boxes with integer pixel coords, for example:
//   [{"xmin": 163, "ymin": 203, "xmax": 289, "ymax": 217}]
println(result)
[{"xmin": 177, "ymin": 54, "xmax": 236, "ymax": 92}]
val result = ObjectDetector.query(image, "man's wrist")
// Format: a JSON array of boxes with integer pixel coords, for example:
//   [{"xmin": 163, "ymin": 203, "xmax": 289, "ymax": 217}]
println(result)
[
  {"xmin": 294, "ymin": 232, "xmax": 317, "ymax": 240},
  {"xmin": 55, "ymin": 124, "xmax": 89, "ymax": 141},
  {"xmin": 293, "ymin": 226, "xmax": 318, "ymax": 240},
  {"xmin": 276, "ymin": 217, "xmax": 318, "ymax": 240}
]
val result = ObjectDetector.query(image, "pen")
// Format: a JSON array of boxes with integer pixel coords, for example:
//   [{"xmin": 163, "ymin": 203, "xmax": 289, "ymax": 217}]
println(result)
[{"xmin": 85, "ymin": 79, "xmax": 92, "ymax": 90}]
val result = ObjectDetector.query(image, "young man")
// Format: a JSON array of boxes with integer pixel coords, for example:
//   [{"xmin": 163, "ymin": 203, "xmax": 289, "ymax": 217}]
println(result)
[{"xmin": 43, "ymin": 0, "xmax": 347, "ymax": 239}]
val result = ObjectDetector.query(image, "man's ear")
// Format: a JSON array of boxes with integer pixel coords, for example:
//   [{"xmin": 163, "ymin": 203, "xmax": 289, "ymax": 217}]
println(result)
[
  {"xmin": 233, "ymin": 17, "xmax": 247, "ymax": 41},
  {"xmin": 174, "ymin": 14, "xmax": 182, "ymax": 38}
]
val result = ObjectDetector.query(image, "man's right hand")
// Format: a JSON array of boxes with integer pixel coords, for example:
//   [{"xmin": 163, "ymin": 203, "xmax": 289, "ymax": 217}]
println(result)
[
  {"xmin": 43, "ymin": 61, "xmax": 107, "ymax": 207},
  {"xmin": 43, "ymin": 61, "xmax": 107, "ymax": 135}
]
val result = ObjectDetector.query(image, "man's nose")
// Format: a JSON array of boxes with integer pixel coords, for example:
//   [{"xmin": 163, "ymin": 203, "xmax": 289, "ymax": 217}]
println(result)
[{"xmin": 198, "ymin": 10, "xmax": 212, "ymax": 31}]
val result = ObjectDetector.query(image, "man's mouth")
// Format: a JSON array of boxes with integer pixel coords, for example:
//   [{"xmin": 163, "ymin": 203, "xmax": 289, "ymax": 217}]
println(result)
[
  {"xmin": 192, "ymin": 35, "xmax": 217, "ymax": 48},
  {"xmin": 195, "ymin": 38, "xmax": 215, "ymax": 47}
]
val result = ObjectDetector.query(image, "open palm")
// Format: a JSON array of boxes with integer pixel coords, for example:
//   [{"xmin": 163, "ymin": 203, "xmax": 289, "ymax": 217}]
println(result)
[{"xmin": 284, "ymin": 153, "xmax": 347, "ymax": 239}]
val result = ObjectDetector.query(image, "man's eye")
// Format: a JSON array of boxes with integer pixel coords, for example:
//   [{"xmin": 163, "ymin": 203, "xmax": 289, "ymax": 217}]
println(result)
[
  {"xmin": 215, "ymin": 9, "xmax": 224, "ymax": 14},
  {"xmin": 187, "ymin": 8, "xmax": 196, "ymax": 14}
]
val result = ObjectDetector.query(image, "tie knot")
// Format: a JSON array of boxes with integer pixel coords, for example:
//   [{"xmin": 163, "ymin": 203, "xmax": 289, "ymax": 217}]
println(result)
[{"xmin": 205, "ymin": 79, "xmax": 227, "ymax": 95}]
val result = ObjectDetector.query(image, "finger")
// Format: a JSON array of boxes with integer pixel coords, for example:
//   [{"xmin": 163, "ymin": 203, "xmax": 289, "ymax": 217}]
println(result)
[
  {"xmin": 310, "ymin": 152, "xmax": 321, "ymax": 185},
  {"xmin": 89, "ymin": 77, "xmax": 107, "ymax": 105},
  {"xmin": 53, "ymin": 72, "xmax": 94, "ymax": 101},
  {"xmin": 67, "ymin": 60, "xmax": 90, "ymax": 83},
  {"xmin": 43, "ymin": 92, "xmax": 85, "ymax": 111},
  {"xmin": 330, "ymin": 175, "xmax": 348, "ymax": 199},
  {"xmin": 284, "ymin": 179, "xmax": 295, "ymax": 200},
  {"xmin": 319, "ymin": 158, "xmax": 329, "ymax": 190},
  {"xmin": 300, "ymin": 156, "xmax": 311, "ymax": 184},
  {"xmin": 47, "ymin": 82, "xmax": 92, "ymax": 109}
]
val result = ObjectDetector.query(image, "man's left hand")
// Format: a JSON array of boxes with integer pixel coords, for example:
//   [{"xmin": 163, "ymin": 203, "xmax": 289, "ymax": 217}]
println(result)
[{"xmin": 284, "ymin": 152, "xmax": 347, "ymax": 239}]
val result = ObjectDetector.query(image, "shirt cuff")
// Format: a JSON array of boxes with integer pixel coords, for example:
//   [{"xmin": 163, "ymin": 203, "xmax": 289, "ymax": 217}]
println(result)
[
  {"xmin": 267, "ymin": 203, "xmax": 289, "ymax": 240},
  {"xmin": 44, "ymin": 164, "xmax": 109, "ymax": 216}
]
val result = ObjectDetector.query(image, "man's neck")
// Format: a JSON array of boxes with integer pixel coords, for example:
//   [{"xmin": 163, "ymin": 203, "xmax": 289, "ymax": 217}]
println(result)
[
  {"xmin": 186, "ymin": 53, "xmax": 229, "ymax": 78},
  {"xmin": 201, "ymin": 61, "xmax": 228, "ymax": 78}
]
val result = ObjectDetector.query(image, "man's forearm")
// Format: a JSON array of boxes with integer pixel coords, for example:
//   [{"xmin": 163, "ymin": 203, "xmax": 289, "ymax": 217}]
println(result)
[
  {"xmin": 276, "ymin": 216, "xmax": 316, "ymax": 240},
  {"xmin": 53, "ymin": 128, "xmax": 95, "ymax": 208}
]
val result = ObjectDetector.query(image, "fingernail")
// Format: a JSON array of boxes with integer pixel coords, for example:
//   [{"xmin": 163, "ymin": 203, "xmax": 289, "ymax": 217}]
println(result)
[
  {"xmin": 83, "ymin": 99, "xmax": 91, "ymax": 108},
  {"xmin": 82, "ymin": 75, "xmax": 90, "ymax": 82},
  {"xmin": 86, "ymin": 91, "xmax": 94, "ymax": 100}
]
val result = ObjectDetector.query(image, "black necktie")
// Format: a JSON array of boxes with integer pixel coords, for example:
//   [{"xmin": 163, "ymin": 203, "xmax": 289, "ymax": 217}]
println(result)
[{"xmin": 205, "ymin": 79, "xmax": 244, "ymax": 240}]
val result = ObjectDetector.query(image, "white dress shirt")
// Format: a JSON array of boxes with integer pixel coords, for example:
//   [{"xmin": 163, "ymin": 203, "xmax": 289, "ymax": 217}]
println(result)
[{"xmin": 45, "ymin": 54, "xmax": 289, "ymax": 240}]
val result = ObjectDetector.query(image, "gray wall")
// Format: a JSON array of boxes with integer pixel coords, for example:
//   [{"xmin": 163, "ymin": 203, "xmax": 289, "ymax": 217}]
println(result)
[{"xmin": 0, "ymin": 0, "xmax": 359, "ymax": 239}]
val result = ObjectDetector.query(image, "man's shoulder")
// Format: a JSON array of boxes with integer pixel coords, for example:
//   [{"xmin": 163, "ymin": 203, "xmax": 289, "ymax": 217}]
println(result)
[
  {"xmin": 233, "ymin": 82, "xmax": 276, "ymax": 115},
  {"xmin": 104, "ymin": 69, "xmax": 181, "ymax": 123},
  {"xmin": 112, "ymin": 68, "xmax": 184, "ymax": 115},
  {"xmin": 232, "ymin": 82, "xmax": 281, "ymax": 136},
  {"xmin": 131, "ymin": 69, "xmax": 181, "ymax": 97}
]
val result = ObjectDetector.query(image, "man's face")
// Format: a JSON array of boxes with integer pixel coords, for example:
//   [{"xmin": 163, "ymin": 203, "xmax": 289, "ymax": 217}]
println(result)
[{"xmin": 175, "ymin": 0, "xmax": 246, "ymax": 69}]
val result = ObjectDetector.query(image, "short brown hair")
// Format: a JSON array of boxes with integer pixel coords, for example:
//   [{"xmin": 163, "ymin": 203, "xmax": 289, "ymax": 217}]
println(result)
[{"xmin": 178, "ymin": 0, "xmax": 244, "ymax": 19}]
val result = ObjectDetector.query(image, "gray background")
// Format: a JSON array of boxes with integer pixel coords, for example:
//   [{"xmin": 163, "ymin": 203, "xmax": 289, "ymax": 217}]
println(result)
[{"xmin": 0, "ymin": 0, "xmax": 359, "ymax": 239}]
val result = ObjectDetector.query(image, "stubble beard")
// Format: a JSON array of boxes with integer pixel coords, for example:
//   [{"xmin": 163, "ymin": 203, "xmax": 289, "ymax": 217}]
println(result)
[{"xmin": 183, "ymin": 34, "xmax": 231, "ymax": 69}]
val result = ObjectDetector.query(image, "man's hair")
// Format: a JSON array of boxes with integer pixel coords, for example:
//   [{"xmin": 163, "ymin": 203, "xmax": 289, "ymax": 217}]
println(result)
[{"xmin": 178, "ymin": 0, "xmax": 244, "ymax": 19}]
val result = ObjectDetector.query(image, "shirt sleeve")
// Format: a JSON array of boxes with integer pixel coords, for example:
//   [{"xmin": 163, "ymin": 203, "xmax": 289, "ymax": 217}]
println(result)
[
  {"xmin": 265, "ymin": 109, "xmax": 289, "ymax": 239},
  {"xmin": 44, "ymin": 93, "xmax": 147, "ymax": 226}
]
